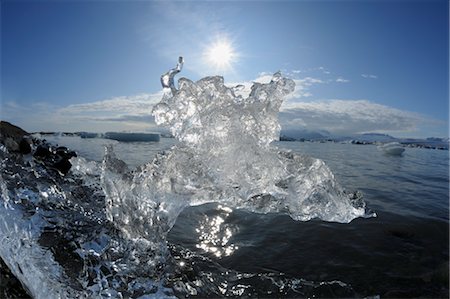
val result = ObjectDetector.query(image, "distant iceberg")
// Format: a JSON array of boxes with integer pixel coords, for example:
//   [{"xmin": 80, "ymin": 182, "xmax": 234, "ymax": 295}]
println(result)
[
  {"xmin": 104, "ymin": 132, "xmax": 160, "ymax": 142},
  {"xmin": 79, "ymin": 132, "xmax": 100, "ymax": 139},
  {"xmin": 378, "ymin": 142, "xmax": 405, "ymax": 156}
]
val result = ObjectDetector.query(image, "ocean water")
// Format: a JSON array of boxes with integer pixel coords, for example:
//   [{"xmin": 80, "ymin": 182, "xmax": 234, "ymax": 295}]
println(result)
[{"xmin": 40, "ymin": 135, "xmax": 449, "ymax": 298}]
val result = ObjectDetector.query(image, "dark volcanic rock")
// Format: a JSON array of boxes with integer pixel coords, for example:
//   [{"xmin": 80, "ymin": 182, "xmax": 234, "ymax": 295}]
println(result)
[
  {"xmin": 53, "ymin": 157, "xmax": 73, "ymax": 175},
  {"xmin": 33, "ymin": 144, "xmax": 52, "ymax": 159},
  {"xmin": 0, "ymin": 121, "xmax": 28, "ymax": 140},
  {"xmin": 1, "ymin": 121, "xmax": 78, "ymax": 175},
  {"xmin": 0, "ymin": 257, "xmax": 31, "ymax": 299},
  {"xmin": 56, "ymin": 146, "xmax": 77, "ymax": 159},
  {"xmin": 19, "ymin": 138, "xmax": 32, "ymax": 154},
  {"xmin": 0, "ymin": 121, "xmax": 31, "ymax": 153},
  {"xmin": 52, "ymin": 146, "xmax": 77, "ymax": 175},
  {"xmin": 33, "ymin": 143, "xmax": 77, "ymax": 175}
]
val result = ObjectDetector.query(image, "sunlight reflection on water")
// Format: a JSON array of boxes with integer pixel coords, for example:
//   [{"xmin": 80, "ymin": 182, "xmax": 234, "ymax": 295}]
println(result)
[{"xmin": 195, "ymin": 205, "xmax": 239, "ymax": 258}]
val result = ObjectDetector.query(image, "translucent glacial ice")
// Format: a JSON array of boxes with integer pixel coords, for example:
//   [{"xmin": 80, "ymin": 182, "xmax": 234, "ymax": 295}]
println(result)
[
  {"xmin": 0, "ymin": 61, "xmax": 373, "ymax": 298},
  {"xmin": 149, "ymin": 69, "xmax": 368, "ymax": 222}
]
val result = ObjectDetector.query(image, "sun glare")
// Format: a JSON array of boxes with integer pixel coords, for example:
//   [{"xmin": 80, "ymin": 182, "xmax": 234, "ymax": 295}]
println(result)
[{"xmin": 204, "ymin": 38, "xmax": 237, "ymax": 71}]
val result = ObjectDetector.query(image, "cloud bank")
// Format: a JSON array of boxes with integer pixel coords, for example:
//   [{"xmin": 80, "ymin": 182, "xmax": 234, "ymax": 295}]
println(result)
[
  {"xmin": 2, "ymin": 71, "xmax": 444, "ymax": 137},
  {"xmin": 2, "ymin": 92, "xmax": 163, "ymax": 133},
  {"xmin": 280, "ymin": 99, "xmax": 432, "ymax": 135}
]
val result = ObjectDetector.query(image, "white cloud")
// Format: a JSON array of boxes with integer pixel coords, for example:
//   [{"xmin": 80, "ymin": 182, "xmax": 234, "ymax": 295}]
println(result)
[
  {"xmin": 296, "ymin": 77, "xmax": 324, "ymax": 85},
  {"xmin": 59, "ymin": 93, "xmax": 162, "ymax": 115},
  {"xmin": 361, "ymin": 74, "xmax": 378, "ymax": 79},
  {"xmin": 336, "ymin": 77, "xmax": 350, "ymax": 83},
  {"xmin": 280, "ymin": 99, "xmax": 434, "ymax": 135},
  {"xmin": 290, "ymin": 77, "xmax": 325, "ymax": 99},
  {"xmin": 2, "ymin": 92, "xmax": 164, "ymax": 133},
  {"xmin": 288, "ymin": 66, "xmax": 331, "ymax": 76},
  {"xmin": 228, "ymin": 74, "xmax": 325, "ymax": 100}
]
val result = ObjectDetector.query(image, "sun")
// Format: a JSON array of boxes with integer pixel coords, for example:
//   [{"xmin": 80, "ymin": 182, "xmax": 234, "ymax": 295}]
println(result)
[{"xmin": 204, "ymin": 38, "xmax": 237, "ymax": 71}]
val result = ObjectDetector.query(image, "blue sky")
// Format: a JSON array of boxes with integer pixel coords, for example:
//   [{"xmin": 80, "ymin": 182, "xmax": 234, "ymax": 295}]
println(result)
[{"xmin": 1, "ymin": 0, "xmax": 448, "ymax": 138}]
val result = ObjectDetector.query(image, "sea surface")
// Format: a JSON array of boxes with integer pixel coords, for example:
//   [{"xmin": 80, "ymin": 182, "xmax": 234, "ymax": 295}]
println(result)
[{"xmin": 36, "ymin": 135, "xmax": 449, "ymax": 298}]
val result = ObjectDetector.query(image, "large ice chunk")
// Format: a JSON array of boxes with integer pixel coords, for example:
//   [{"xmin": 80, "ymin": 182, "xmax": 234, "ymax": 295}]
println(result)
[{"xmin": 148, "ymin": 66, "xmax": 369, "ymax": 223}]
